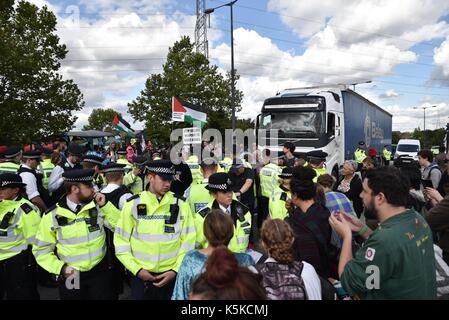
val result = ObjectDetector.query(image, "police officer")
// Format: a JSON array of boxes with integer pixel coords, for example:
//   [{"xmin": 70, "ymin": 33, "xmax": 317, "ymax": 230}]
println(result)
[
  {"xmin": 33, "ymin": 169, "xmax": 120, "ymax": 300},
  {"xmin": 116, "ymin": 148, "xmax": 132, "ymax": 173},
  {"xmin": 0, "ymin": 146, "xmax": 22, "ymax": 174},
  {"xmin": 307, "ymin": 150, "xmax": 328, "ymax": 183},
  {"xmin": 0, "ymin": 173, "xmax": 41, "ymax": 300},
  {"xmin": 18, "ymin": 150, "xmax": 51, "ymax": 212},
  {"xmin": 82, "ymin": 154, "xmax": 106, "ymax": 191},
  {"xmin": 114, "ymin": 160, "xmax": 196, "ymax": 300},
  {"xmin": 123, "ymin": 156, "xmax": 148, "ymax": 194},
  {"xmin": 185, "ymin": 158, "xmax": 218, "ymax": 214},
  {"xmin": 196, "ymin": 173, "xmax": 252, "ymax": 253},
  {"xmin": 259, "ymin": 149, "xmax": 281, "ymax": 227},
  {"xmin": 39, "ymin": 148, "xmax": 55, "ymax": 190},
  {"xmin": 48, "ymin": 143, "xmax": 83, "ymax": 202},
  {"xmin": 100, "ymin": 163, "xmax": 133, "ymax": 296},
  {"xmin": 354, "ymin": 141, "xmax": 367, "ymax": 169},
  {"xmin": 269, "ymin": 167, "xmax": 293, "ymax": 220},
  {"xmin": 382, "ymin": 145, "xmax": 392, "ymax": 166}
]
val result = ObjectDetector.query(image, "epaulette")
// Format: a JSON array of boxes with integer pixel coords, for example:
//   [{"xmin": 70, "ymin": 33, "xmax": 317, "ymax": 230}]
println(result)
[
  {"xmin": 198, "ymin": 207, "xmax": 210, "ymax": 218},
  {"xmin": 126, "ymin": 194, "xmax": 140, "ymax": 202},
  {"xmin": 44, "ymin": 204, "xmax": 57, "ymax": 215},
  {"xmin": 20, "ymin": 202, "xmax": 34, "ymax": 214},
  {"xmin": 174, "ymin": 194, "xmax": 186, "ymax": 202}
]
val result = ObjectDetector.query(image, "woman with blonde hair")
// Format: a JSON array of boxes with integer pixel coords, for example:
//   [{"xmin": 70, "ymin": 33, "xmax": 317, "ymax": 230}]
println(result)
[{"xmin": 258, "ymin": 218, "xmax": 322, "ymax": 300}]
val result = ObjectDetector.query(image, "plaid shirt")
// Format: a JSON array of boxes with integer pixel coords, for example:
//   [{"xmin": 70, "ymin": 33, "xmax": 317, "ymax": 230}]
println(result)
[{"xmin": 325, "ymin": 192, "xmax": 357, "ymax": 217}]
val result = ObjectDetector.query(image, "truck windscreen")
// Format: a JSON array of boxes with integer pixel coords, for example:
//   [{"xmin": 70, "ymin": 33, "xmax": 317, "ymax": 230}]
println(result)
[{"xmin": 260, "ymin": 111, "xmax": 325, "ymax": 137}]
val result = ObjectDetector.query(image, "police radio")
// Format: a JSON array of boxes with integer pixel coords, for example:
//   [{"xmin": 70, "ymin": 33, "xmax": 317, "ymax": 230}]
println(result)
[
  {"xmin": 88, "ymin": 208, "xmax": 100, "ymax": 232},
  {"xmin": 167, "ymin": 203, "xmax": 179, "ymax": 225}
]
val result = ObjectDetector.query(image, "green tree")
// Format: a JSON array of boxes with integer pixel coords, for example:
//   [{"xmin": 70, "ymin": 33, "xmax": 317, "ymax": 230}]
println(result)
[
  {"xmin": 0, "ymin": 0, "xmax": 84, "ymax": 145},
  {"xmin": 83, "ymin": 108, "xmax": 122, "ymax": 132},
  {"xmin": 392, "ymin": 131, "xmax": 401, "ymax": 144},
  {"xmin": 128, "ymin": 36, "xmax": 243, "ymax": 143}
]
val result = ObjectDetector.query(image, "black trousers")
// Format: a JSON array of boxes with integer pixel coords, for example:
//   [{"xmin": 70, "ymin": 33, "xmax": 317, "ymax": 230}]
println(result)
[
  {"xmin": 257, "ymin": 196, "xmax": 269, "ymax": 228},
  {"xmin": 58, "ymin": 258, "xmax": 117, "ymax": 300},
  {"xmin": 0, "ymin": 249, "xmax": 39, "ymax": 300},
  {"xmin": 131, "ymin": 273, "xmax": 176, "ymax": 300}
]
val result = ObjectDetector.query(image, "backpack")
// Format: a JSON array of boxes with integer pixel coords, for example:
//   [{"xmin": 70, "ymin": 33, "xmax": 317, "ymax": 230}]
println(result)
[{"xmin": 257, "ymin": 261, "xmax": 307, "ymax": 300}]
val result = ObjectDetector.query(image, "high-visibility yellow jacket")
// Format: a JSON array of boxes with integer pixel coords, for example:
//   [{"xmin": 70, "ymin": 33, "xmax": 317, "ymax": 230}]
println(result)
[
  {"xmin": 186, "ymin": 156, "xmax": 202, "ymax": 185},
  {"xmin": 0, "ymin": 198, "xmax": 41, "ymax": 261},
  {"xmin": 40, "ymin": 159, "xmax": 55, "ymax": 190},
  {"xmin": 123, "ymin": 171, "xmax": 148, "ymax": 194},
  {"xmin": 185, "ymin": 179, "xmax": 213, "ymax": 215},
  {"xmin": 259, "ymin": 163, "xmax": 281, "ymax": 198},
  {"xmin": 312, "ymin": 167, "xmax": 327, "ymax": 183},
  {"xmin": 269, "ymin": 186, "xmax": 291, "ymax": 220},
  {"xmin": 0, "ymin": 161, "xmax": 20, "ymax": 174},
  {"xmin": 354, "ymin": 148, "xmax": 366, "ymax": 164},
  {"xmin": 113, "ymin": 191, "xmax": 196, "ymax": 275},
  {"xmin": 195, "ymin": 200, "xmax": 251, "ymax": 253},
  {"xmin": 32, "ymin": 199, "xmax": 120, "ymax": 275},
  {"xmin": 383, "ymin": 148, "xmax": 392, "ymax": 161},
  {"xmin": 116, "ymin": 158, "xmax": 133, "ymax": 173}
]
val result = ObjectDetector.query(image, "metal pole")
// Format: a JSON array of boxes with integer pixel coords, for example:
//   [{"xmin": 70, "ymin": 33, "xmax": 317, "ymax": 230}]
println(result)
[
  {"xmin": 424, "ymin": 108, "xmax": 426, "ymax": 132},
  {"xmin": 230, "ymin": 3, "xmax": 236, "ymax": 132}
]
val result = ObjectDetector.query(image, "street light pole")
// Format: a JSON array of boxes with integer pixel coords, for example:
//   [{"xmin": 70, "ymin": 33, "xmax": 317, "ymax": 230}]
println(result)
[
  {"xmin": 230, "ymin": 2, "xmax": 236, "ymax": 131},
  {"xmin": 205, "ymin": 0, "xmax": 238, "ymax": 131}
]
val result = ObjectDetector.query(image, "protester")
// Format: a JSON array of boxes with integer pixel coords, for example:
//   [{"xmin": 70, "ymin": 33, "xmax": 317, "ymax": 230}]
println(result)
[
  {"xmin": 189, "ymin": 247, "xmax": 266, "ymax": 300},
  {"xmin": 172, "ymin": 209, "xmax": 254, "ymax": 300},
  {"xmin": 287, "ymin": 166, "xmax": 334, "ymax": 278},
  {"xmin": 329, "ymin": 167, "xmax": 437, "ymax": 299},
  {"xmin": 335, "ymin": 160, "xmax": 364, "ymax": 217},
  {"xmin": 437, "ymin": 153, "xmax": 449, "ymax": 198},
  {"xmin": 419, "ymin": 149, "xmax": 442, "ymax": 189},
  {"xmin": 258, "ymin": 219, "xmax": 322, "ymax": 300}
]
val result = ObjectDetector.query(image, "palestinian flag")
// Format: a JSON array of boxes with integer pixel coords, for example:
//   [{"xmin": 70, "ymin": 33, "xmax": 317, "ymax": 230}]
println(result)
[
  {"xmin": 172, "ymin": 97, "xmax": 207, "ymax": 128},
  {"xmin": 112, "ymin": 115, "xmax": 136, "ymax": 137}
]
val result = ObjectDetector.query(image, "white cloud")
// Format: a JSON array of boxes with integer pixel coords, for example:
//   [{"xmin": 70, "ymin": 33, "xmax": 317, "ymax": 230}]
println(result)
[
  {"xmin": 267, "ymin": 0, "xmax": 449, "ymax": 48},
  {"xmin": 379, "ymin": 89, "xmax": 401, "ymax": 99}
]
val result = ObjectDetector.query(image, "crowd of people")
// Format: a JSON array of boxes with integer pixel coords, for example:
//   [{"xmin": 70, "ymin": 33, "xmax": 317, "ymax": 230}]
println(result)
[{"xmin": 1, "ymin": 137, "xmax": 449, "ymax": 300}]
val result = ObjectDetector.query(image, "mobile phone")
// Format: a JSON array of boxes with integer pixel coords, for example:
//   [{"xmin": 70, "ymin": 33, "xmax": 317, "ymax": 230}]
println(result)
[{"xmin": 421, "ymin": 179, "xmax": 433, "ymax": 189}]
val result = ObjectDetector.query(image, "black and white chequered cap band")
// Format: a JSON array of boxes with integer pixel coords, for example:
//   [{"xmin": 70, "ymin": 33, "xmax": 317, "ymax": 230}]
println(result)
[
  {"xmin": 1, "ymin": 181, "xmax": 21, "ymax": 187},
  {"xmin": 63, "ymin": 176, "xmax": 94, "ymax": 182},
  {"xmin": 279, "ymin": 172, "xmax": 293, "ymax": 177},
  {"xmin": 102, "ymin": 167, "xmax": 125, "ymax": 174},
  {"xmin": 5, "ymin": 151, "xmax": 22, "ymax": 158},
  {"xmin": 82, "ymin": 158, "xmax": 103, "ymax": 165},
  {"xmin": 146, "ymin": 166, "xmax": 176, "ymax": 175},
  {"xmin": 207, "ymin": 183, "xmax": 229, "ymax": 190}
]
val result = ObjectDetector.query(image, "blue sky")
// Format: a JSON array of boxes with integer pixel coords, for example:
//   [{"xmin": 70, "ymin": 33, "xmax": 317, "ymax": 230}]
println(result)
[{"xmin": 31, "ymin": 0, "xmax": 449, "ymax": 131}]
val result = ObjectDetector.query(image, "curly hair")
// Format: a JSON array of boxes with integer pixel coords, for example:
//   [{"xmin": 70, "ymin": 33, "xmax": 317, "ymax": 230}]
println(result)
[{"xmin": 261, "ymin": 219, "xmax": 295, "ymax": 265}]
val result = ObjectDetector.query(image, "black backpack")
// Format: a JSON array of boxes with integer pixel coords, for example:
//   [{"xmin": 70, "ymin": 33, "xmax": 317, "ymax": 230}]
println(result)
[{"xmin": 257, "ymin": 261, "xmax": 307, "ymax": 300}]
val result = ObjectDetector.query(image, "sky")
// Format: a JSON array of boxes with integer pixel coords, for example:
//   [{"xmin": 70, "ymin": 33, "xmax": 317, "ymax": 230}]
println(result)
[{"xmin": 26, "ymin": 0, "xmax": 449, "ymax": 132}]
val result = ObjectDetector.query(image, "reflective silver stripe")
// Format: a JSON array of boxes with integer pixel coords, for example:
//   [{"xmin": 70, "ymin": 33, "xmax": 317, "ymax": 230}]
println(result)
[
  {"xmin": 35, "ymin": 239, "xmax": 54, "ymax": 247},
  {"xmin": 133, "ymin": 250, "xmax": 179, "ymax": 262},
  {"xmin": 131, "ymin": 232, "xmax": 180, "ymax": 243},
  {"xmin": 33, "ymin": 247, "xmax": 54, "ymax": 257},
  {"xmin": 26, "ymin": 236, "xmax": 36, "ymax": 244},
  {"xmin": 180, "ymin": 242, "xmax": 195, "ymax": 252},
  {"xmin": 137, "ymin": 215, "xmax": 168, "ymax": 220},
  {"xmin": 0, "ymin": 233, "xmax": 24, "ymax": 243},
  {"xmin": 115, "ymin": 245, "xmax": 131, "ymax": 253},
  {"xmin": 0, "ymin": 243, "xmax": 28, "ymax": 254},
  {"xmin": 236, "ymin": 236, "xmax": 248, "ymax": 245},
  {"xmin": 58, "ymin": 230, "xmax": 103, "ymax": 245},
  {"xmin": 115, "ymin": 227, "xmax": 131, "ymax": 239},
  {"xmin": 58, "ymin": 245, "xmax": 106, "ymax": 263},
  {"xmin": 181, "ymin": 225, "xmax": 196, "ymax": 236}
]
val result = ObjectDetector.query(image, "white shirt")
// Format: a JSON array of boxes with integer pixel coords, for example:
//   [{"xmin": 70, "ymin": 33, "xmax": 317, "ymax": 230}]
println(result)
[
  {"xmin": 19, "ymin": 164, "xmax": 40, "ymax": 200},
  {"xmin": 219, "ymin": 204, "xmax": 231, "ymax": 215},
  {"xmin": 66, "ymin": 196, "xmax": 82, "ymax": 213},
  {"xmin": 48, "ymin": 160, "xmax": 76, "ymax": 192},
  {"xmin": 101, "ymin": 183, "xmax": 133, "ymax": 210},
  {"xmin": 264, "ymin": 258, "xmax": 322, "ymax": 300}
]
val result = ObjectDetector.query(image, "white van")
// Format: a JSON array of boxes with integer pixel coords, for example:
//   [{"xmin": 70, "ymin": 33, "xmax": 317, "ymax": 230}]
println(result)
[{"xmin": 394, "ymin": 139, "xmax": 421, "ymax": 161}]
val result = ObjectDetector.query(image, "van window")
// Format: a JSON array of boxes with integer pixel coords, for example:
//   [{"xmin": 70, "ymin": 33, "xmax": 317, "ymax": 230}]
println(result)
[
  {"xmin": 327, "ymin": 113, "xmax": 335, "ymax": 137},
  {"xmin": 397, "ymin": 144, "xmax": 419, "ymax": 152}
]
